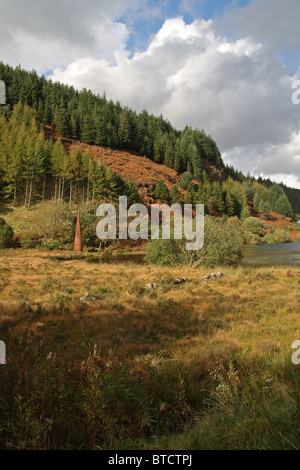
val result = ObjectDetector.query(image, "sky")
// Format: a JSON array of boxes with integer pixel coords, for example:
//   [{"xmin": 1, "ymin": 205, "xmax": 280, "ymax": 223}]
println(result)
[{"xmin": 0, "ymin": 0, "xmax": 300, "ymax": 188}]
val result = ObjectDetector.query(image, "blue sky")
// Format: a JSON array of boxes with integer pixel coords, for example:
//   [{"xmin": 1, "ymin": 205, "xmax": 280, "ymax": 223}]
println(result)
[{"xmin": 123, "ymin": 0, "xmax": 252, "ymax": 56}]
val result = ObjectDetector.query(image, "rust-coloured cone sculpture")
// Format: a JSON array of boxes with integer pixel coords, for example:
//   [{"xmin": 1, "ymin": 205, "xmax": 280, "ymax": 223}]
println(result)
[{"xmin": 74, "ymin": 208, "xmax": 83, "ymax": 252}]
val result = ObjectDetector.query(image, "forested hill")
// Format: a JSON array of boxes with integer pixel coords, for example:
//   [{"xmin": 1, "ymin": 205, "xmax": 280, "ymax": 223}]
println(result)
[
  {"xmin": 0, "ymin": 62, "xmax": 300, "ymax": 218},
  {"xmin": 0, "ymin": 62, "xmax": 223, "ymax": 179}
]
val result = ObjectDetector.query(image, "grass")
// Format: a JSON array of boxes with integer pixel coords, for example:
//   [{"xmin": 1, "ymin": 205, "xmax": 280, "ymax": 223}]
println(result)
[{"xmin": 0, "ymin": 249, "xmax": 299, "ymax": 449}]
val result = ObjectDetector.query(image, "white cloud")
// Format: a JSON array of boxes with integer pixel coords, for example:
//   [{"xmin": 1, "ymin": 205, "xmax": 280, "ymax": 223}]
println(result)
[
  {"xmin": 1, "ymin": 1, "xmax": 300, "ymax": 188},
  {"xmin": 217, "ymin": 0, "xmax": 300, "ymax": 68},
  {"xmin": 0, "ymin": 0, "xmax": 141, "ymax": 71},
  {"xmin": 50, "ymin": 17, "xmax": 300, "ymax": 188}
]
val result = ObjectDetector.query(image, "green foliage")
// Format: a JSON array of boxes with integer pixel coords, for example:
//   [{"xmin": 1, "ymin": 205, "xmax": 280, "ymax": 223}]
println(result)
[
  {"xmin": 243, "ymin": 231, "xmax": 264, "ymax": 245},
  {"xmin": 274, "ymin": 195, "xmax": 293, "ymax": 218},
  {"xmin": 41, "ymin": 240, "xmax": 61, "ymax": 251},
  {"xmin": 0, "ymin": 105, "xmax": 138, "ymax": 209},
  {"xmin": 0, "ymin": 62, "xmax": 224, "ymax": 183},
  {"xmin": 240, "ymin": 207, "xmax": 251, "ymax": 221},
  {"xmin": 263, "ymin": 233, "xmax": 275, "ymax": 244},
  {"xmin": 253, "ymin": 192, "xmax": 260, "ymax": 210},
  {"xmin": 243, "ymin": 217, "xmax": 265, "ymax": 236},
  {"xmin": 178, "ymin": 172, "xmax": 194, "ymax": 190},
  {"xmin": 263, "ymin": 223, "xmax": 275, "ymax": 233},
  {"xmin": 79, "ymin": 203, "xmax": 99, "ymax": 248},
  {"xmin": 258, "ymin": 199, "xmax": 271, "ymax": 218},
  {"xmin": 0, "ymin": 217, "xmax": 13, "ymax": 248},
  {"xmin": 153, "ymin": 181, "xmax": 171, "ymax": 204},
  {"xmin": 227, "ymin": 216, "xmax": 243, "ymax": 228},
  {"xmin": 296, "ymin": 233, "xmax": 300, "ymax": 242},
  {"xmin": 29, "ymin": 201, "xmax": 74, "ymax": 243},
  {"xmin": 0, "ymin": 62, "xmax": 298, "ymax": 222},
  {"xmin": 273, "ymin": 229, "xmax": 290, "ymax": 244},
  {"xmin": 145, "ymin": 238, "xmax": 182, "ymax": 266},
  {"xmin": 242, "ymin": 181, "xmax": 255, "ymax": 200},
  {"xmin": 171, "ymin": 185, "xmax": 181, "ymax": 205},
  {"xmin": 146, "ymin": 216, "xmax": 244, "ymax": 267},
  {"xmin": 223, "ymin": 178, "xmax": 248, "ymax": 218},
  {"xmin": 20, "ymin": 235, "xmax": 38, "ymax": 249}
]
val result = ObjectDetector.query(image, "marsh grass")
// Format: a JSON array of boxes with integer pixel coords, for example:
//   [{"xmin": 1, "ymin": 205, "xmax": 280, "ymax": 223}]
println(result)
[{"xmin": 0, "ymin": 250, "xmax": 299, "ymax": 449}]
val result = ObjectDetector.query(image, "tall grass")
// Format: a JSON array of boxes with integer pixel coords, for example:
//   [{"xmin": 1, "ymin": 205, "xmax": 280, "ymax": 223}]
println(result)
[{"xmin": 0, "ymin": 252, "xmax": 299, "ymax": 449}]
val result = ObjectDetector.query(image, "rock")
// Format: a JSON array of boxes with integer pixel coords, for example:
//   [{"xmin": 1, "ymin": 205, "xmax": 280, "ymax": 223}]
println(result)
[
  {"xmin": 145, "ymin": 283, "xmax": 157, "ymax": 291},
  {"xmin": 174, "ymin": 277, "xmax": 188, "ymax": 284},
  {"xmin": 80, "ymin": 292, "xmax": 96, "ymax": 302},
  {"xmin": 202, "ymin": 272, "xmax": 224, "ymax": 282}
]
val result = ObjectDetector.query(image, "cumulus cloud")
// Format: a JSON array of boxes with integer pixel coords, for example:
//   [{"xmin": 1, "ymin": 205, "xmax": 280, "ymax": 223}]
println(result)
[
  {"xmin": 1, "ymin": 1, "xmax": 300, "ymax": 187},
  {"xmin": 0, "ymin": 0, "xmax": 143, "ymax": 71},
  {"xmin": 218, "ymin": 0, "xmax": 300, "ymax": 65},
  {"xmin": 50, "ymin": 17, "xmax": 300, "ymax": 187}
]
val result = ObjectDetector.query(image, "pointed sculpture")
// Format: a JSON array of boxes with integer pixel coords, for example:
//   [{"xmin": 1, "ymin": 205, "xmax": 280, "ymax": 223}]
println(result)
[{"xmin": 74, "ymin": 208, "xmax": 83, "ymax": 252}]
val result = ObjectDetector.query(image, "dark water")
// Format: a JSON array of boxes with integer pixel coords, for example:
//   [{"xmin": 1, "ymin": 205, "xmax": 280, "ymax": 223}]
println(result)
[
  {"xmin": 99, "ymin": 243, "xmax": 300, "ymax": 266},
  {"xmin": 242, "ymin": 242, "xmax": 300, "ymax": 266}
]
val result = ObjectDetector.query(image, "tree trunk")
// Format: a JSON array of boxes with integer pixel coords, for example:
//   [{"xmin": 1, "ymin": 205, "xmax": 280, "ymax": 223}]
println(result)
[
  {"xmin": 61, "ymin": 177, "xmax": 65, "ymax": 201},
  {"xmin": 54, "ymin": 177, "xmax": 57, "ymax": 201},
  {"xmin": 24, "ymin": 180, "xmax": 29, "ymax": 207},
  {"xmin": 13, "ymin": 181, "xmax": 17, "ymax": 207},
  {"xmin": 42, "ymin": 177, "xmax": 46, "ymax": 202},
  {"xmin": 69, "ymin": 182, "xmax": 72, "ymax": 210},
  {"xmin": 27, "ymin": 172, "xmax": 34, "ymax": 211}
]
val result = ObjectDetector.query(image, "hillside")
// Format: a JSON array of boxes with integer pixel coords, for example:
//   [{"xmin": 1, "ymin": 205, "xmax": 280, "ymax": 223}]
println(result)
[
  {"xmin": 44, "ymin": 124, "xmax": 225, "ymax": 205},
  {"xmin": 45, "ymin": 125, "xmax": 300, "ymax": 235},
  {"xmin": 0, "ymin": 62, "xmax": 300, "ymax": 242}
]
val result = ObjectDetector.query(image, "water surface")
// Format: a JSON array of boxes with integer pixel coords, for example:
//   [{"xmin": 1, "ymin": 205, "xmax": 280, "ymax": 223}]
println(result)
[
  {"xmin": 100, "ymin": 243, "xmax": 300, "ymax": 266},
  {"xmin": 242, "ymin": 242, "xmax": 300, "ymax": 266}
]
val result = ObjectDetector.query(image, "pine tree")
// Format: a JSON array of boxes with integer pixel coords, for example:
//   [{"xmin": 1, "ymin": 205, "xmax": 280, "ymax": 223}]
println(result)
[
  {"xmin": 81, "ymin": 116, "xmax": 96, "ymax": 145},
  {"xmin": 226, "ymin": 192, "xmax": 235, "ymax": 216},
  {"xmin": 118, "ymin": 113, "xmax": 130, "ymax": 148},
  {"xmin": 275, "ymin": 194, "xmax": 293, "ymax": 218},
  {"xmin": 185, "ymin": 191, "xmax": 193, "ymax": 205},
  {"xmin": 259, "ymin": 199, "xmax": 271, "ymax": 218},
  {"xmin": 253, "ymin": 192, "xmax": 260, "ymax": 210},
  {"xmin": 171, "ymin": 185, "xmax": 181, "ymax": 204}
]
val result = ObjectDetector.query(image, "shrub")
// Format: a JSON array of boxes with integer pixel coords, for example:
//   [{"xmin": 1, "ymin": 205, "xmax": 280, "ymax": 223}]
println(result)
[
  {"xmin": 79, "ymin": 203, "xmax": 99, "ymax": 248},
  {"xmin": 243, "ymin": 217, "xmax": 265, "ymax": 236},
  {"xmin": 20, "ymin": 235, "xmax": 38, "ymax": 249},
  {"xmin": 145, "ymin": 216, "xmax": 244, "ymax": 267},
  {"xmin": 29, "ymin": 201, "xmax": 74, "ymax": 243},
  {"xmin": 273, "ymin": 229, "xmax": 290, "ymax": 244},
  {"xmin": 41, "ymin": 241, "xmax": 61, "ymax": 251},
  {"xmin": 243, "ymin": 231, "xmax": 264, "ymax": 246},
  {"xmin": 0, "ymin": 218, "xmax": 14, "ymax": 249},
  {"xmin": 240, "ymin": 207, "xmax": 251, "ymax": 221},
  {"xmin": 263, "ymin": 233, "xmax": 275, "ymax": 244},
  {"xmin": 145, "ymin": 238, "xmax": 184, "ymax": 266},
  {"xmin": 227, "ymin": 216, "xmax": 243, "ymax": 228},
  {"xmin": 263, "ymin": 224, "xmax": 275, "ymax": 233},
  {"xmin": 296, "ymin": 234, "xmax": 300, "ymax": 242},
  {"xmin": 285, "ymin": 224, "xmax": 299, "ymax": 231}
]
